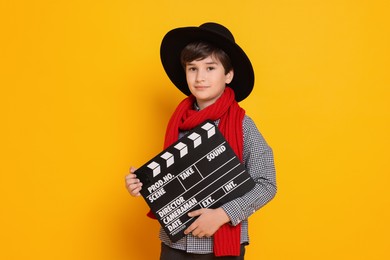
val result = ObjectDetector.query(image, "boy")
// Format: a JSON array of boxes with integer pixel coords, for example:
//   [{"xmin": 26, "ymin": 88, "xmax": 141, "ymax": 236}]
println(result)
[{"xmin": 126, "ymin": 22, "xmax": 277, "ymax": 259}]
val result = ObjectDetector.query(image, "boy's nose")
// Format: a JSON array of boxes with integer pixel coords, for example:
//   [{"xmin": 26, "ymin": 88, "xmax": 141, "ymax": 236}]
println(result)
[{"xmin": 195, "ymin": 70, "xmax": 206, "ymax": 82}]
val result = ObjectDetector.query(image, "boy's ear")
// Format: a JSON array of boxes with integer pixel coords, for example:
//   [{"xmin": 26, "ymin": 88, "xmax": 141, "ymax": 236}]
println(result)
[{"xmin": 225, "ymin": 70, "xmax": 234, "ymax": 84}]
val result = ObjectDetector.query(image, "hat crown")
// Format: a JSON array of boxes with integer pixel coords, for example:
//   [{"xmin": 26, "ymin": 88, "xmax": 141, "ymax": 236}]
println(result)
[{"xmin": 199, "ymin": 22, "xmax": 235, "ymax": 43}]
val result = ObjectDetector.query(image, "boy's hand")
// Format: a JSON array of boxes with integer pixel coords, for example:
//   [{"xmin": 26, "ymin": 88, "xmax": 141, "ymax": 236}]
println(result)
[
  {"xmin": 125, "ymin": 166, "xmax": 143, "ymax": 197},
  {"xmin": 184, "ymin": 208, "xmax": 230, "ymax": 238}
]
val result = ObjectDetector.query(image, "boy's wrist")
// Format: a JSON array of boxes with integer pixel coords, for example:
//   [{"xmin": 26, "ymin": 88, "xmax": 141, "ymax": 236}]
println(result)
[{"xmin": 216, "ymin": 207, "xmax": 231, "ymax": 225}]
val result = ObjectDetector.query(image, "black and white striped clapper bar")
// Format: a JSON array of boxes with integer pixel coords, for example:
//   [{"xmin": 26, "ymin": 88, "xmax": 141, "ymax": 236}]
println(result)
[{"xmin": 136, "ymin": 120, "xmax": 255, "ymax": 242}]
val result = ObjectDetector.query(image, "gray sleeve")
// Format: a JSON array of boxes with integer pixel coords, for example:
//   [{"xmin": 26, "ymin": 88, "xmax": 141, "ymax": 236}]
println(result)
[{"xmin": 221, "ymin": 116, "xmax": 277, "ymax": 226}]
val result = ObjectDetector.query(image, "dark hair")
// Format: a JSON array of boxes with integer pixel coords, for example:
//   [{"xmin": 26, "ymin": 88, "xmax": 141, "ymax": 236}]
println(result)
[{"xmin": 180, "ymin": 41, "xmax": 233, "ymax": 74}]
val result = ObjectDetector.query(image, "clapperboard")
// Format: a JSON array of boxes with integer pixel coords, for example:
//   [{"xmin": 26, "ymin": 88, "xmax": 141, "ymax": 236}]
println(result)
[{"xmin": 135, "ymin": 120, "xmax": 255, "ymax": 242}]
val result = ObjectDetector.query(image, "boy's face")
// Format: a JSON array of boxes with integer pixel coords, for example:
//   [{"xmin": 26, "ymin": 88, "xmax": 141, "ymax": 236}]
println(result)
[{"xmin": 185, "ymin": 55, "xmax": 233, "ymax": 110}]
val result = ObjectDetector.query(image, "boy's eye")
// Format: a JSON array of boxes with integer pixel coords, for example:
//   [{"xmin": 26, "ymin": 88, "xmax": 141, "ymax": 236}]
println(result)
[
  {"xmin": 207, "ymin": 67, "xmax": 215, "ymax": 71},
  {"xmin": 187, "ymin": 67, "xmax": 196, "ymax": 71}
]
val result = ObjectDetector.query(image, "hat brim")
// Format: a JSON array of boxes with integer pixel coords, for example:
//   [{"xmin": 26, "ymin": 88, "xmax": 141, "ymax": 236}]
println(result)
[{"xmin": 160, "ymin": 26, "xmax": 254, "ymax": 102}]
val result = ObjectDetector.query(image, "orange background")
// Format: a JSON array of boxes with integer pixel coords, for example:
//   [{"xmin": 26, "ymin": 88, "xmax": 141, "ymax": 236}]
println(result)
[{"xmin": 1, "ymin": 1, "xmax": 389, "ymax": 259}]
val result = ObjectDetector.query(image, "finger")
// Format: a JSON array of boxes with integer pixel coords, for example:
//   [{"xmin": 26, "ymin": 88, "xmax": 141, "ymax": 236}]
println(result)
[
  {"xmin": 184, "ymin": 222, "xmax": 198, "ymax": 235},
  {"xmin": 131, "ymin": 187, "xmax": 142, "ymax": 196},
  {"xmin": 129, "ymin": 166, "xmax": 137, "ymax": 173},
  {"xmin": 125, "ymin": 178, "xmax": 137, "ymax": 187},
  {"xmin": 127, "ymin": 182, "xmax": 142, "ymax": 191},
  {"xmin": 125, "ymin": 176, "xmax": 142, "ymax": 187},
  {"xmin": 125, "ymin": 173, "xmax": 137, "ymax": 180},
  {"xmin": 127, "ymin": 184, "xmax": 142, "ymax": 196},
  {"xmin": 192, "ymin": 228, "xmax": 208, "ymax": 238},
  {"xmin": 188, "ymin": 208, "xmax": 204, "ymax": 218},
  {"xmin": 192, "ymin": 229, "xmax": 203, "ymax": 237},
  {"xmin": 125, "ymin": 180, "xmax": 137, "ymax": 189},
  {"xmin": 196, "ymin": 232, "xmax": 205, "ymax": 238}
]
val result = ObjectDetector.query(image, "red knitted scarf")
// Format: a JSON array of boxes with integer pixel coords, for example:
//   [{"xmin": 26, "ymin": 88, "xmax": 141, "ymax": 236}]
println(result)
[{"xmin": 148, "ymin": 87, "xmax": 245, "ymax": 256}]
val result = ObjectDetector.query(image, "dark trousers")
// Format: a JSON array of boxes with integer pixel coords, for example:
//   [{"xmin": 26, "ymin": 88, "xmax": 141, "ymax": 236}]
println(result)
[{"xmin": 160, "ymin": 243, "xmax": 245, "ymax": 260}]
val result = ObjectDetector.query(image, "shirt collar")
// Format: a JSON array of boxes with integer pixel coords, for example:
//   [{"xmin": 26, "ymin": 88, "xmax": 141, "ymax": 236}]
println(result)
[{"xmin": 193, "ymin": 102, "xmax": 200, "ymax": 111}]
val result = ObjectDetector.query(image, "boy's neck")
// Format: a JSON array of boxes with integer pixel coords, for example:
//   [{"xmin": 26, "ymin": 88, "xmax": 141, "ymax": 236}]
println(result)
[{"xmin": 196, "ymin": 100, "xmax": 214, "ymax": 110}]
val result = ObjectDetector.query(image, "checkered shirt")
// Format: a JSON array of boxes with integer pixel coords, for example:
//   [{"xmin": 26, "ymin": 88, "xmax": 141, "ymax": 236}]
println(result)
[{"xmin": 159, "ymin": 115, "xmax": 277, "ymax": 254}]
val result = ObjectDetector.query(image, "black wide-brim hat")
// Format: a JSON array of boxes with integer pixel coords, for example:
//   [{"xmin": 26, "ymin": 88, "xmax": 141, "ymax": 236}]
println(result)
[{"xmin": 160, "ymin": 22, "xmax": 255, "ymax": 102}]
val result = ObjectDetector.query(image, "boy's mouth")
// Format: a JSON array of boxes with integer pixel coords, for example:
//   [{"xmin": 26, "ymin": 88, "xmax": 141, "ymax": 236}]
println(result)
[{"xmin": 194, "ymin": 85, "xmax": 209, "ymax": 89}]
